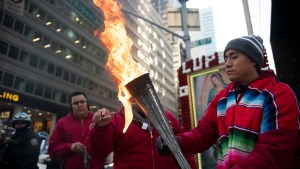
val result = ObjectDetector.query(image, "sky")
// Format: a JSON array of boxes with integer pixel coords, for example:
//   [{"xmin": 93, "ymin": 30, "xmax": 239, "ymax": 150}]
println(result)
[{"xmin": 169, "ymin": 0, "xmax": 275, "ymax": 71}]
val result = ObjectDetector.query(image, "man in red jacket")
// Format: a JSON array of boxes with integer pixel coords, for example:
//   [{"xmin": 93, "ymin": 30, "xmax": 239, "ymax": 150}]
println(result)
[
  {"xmin": 157, "ymin": 35, "xmax": 300, "ymax": 169},
  {"xmin": 87, "ymin": 103, "xmax": 197, "ymax": 169},
  {"xmin": 48, "ymin": 91, "xmax": 96, "ymax": 169}
]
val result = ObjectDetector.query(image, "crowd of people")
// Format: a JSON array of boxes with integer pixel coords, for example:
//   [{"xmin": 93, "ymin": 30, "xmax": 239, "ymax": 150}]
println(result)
[{"xmin": 0, "ymin": 35, "xmax": 299, "ymax": 169}]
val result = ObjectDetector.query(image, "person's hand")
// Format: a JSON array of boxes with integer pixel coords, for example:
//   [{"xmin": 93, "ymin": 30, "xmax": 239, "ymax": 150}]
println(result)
[
  {"xmin": 71, "ymin": 142, "xmax": 85, "ymax": 153},
  {"xmin": 156, "ymin": 136, "xmax": 172, "ymax": 155},
  {"xmin": 93, "ymin": 108, "xmax": 116, "ymax": 127}
]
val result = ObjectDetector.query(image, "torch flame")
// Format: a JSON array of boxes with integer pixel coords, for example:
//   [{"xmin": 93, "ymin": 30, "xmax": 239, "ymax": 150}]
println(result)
[{"xmin": 93, "ymin": 0, "xmax": 145, "ymax": 132}]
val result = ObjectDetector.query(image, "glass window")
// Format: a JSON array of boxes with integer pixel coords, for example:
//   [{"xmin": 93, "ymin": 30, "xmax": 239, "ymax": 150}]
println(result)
[
  {"xmin": 55, "ymin": 67, "xmax": 62, "ymax": 77},
  {"xmin": 14, "ymin": 20, "xmax": 24, "ymax": 34},
  {"xmin": 38, "ymin": 9, "xmax": 46, "ymax": 21},
  {"xmin": 39, "ymin": 59, "xmax": 47, "ymax": 71},
  {"xmin": 8, "ymin": 45, "xmax": 19, "ymax": 60},
  {"xmin": 3, "ymin": 72, "xmax": 14, "ymax": 87},
  {"xmin": 60, "ymin": 92, "xmax": 67, "ymax": 103},
  {"xmin": 3, "ymin": 14, "xmax": 14, "ymax": 28},
  {"xmin": 28, "ymin": 3, "xmax": 39, "ymax": 17},
  {"xmin": 35, "ymin": 83, "xmax": 43, "ymax": 96},
  {"xmin": 33, "ymin": 32, "xmax": 41, "ymax": 43},
  {"xmin": 49, "ymin": 0, "xmax": 56, "ymax": 5},
  {"xmin": 25, "ymin": 80, "xmax": 34, "ymax": 93},
  {"xmin": 24, "ymin": 26, "xmax": 34, "ymax": 40},
  {"xmin": 14, "ymin": 76, "xmax": 25, "ymax": 91},
  {"xmin": 19, "ymin": 51, "xmax": 30, "ymax": 64},
  {"xmin": 29, "ymin": 55, "xmax": 38, "ymax": 68},
  {"xmin": 44, "ymin": 87, "xmax": 52, "ymax": 99},
  {"xmin": 45, "ymin": 15, "xmax": 53, "ymax": 27},
  {"xmin": 42, "ymin": 37, "xmax": 51, "ymax": 49},
  {"xmin": 63, "ymin": 70, "xmax": 69, "ymax": 81},
  {"xmin": 77, "ymin": 76, "xmax": 82, "ymax": 86},
  {"xmin": 0, "ymin": 40, "xmax": 8, "ymax": 55},
  {"xmin": 0, "ymin": 10, "xmax": 3, "ymax": 23},
  {"xmin": 52, "ymin": 89, "xmax": 61, "ymax": 102},
  {"xmin": 47, "ymin": 63, "xmax": 55, "ymax": 74},
  {"xmin": 70, "ymin": 73, "xmax": 76, "ymax": 83}
]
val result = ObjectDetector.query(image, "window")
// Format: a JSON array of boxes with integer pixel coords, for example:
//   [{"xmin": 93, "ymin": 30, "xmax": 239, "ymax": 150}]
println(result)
[
  {"xmin": 63, "ymin": 70, "xmax": 69, "ymax": 81},
  {"xmin": 24, "ymin": 26, "xmax": 34, "ymax": 40},
  {"xmin": 0, "ymin": 40, "xmax": 8, "ymax": 55},
  {"xmin": 55, "ymin": 67, "xmax": 62, "ymax": 77},
  {"xmin": 44, "ymin": 87, "xmax": 52, "ymax": 99},
  {"xmin": 14, "ymin": 77, "xmax": 25, "ymax": 90},
  {"xmin": 3, "ymin": 14, "xmax": 14, "ymax": 28},
  {"xmin": 70, "ymin": 73, "xmax": 76, "ymax": 83},
  {"xmin": 14, "ymin": 20, "xmax": 24, "ymax": 34},
  {"xmin": 47, "ymin": 63, "xmax": 55, "ymax": 74},
  {"xmin": 29, "ymin": 55, "xmax": 38, "ymax": 68},
  {"xmin": 25, "ymin": 80, "xmax": 34, "ymax": 93},
  {"xmin": 8, "ymin": 45, "xmax": 19, "ymax": 60},
  {"xmin": 39, "ymin": 59, "xmax": 47, "ymax": 71},
  {"xmin": 19, "ymin": 51, "xmax": 30, "ymax": 64},
  {"xmin": 60, "ymin": 92, "xmax": 67, "ymax": 103},
  {"xmin": 53, "ymin": 89, "xmax": 61, "ymax": 102},
  {"xmin": 0, "ymin": 10, "xmax": 3, "ymax": 23},
  {"xmin": 3, "ymin": 72, "xmax": 14, "ymax": 87},
  {"xmin": 35, "ymin": 83, "xmax": 43, "ymax": 96}
]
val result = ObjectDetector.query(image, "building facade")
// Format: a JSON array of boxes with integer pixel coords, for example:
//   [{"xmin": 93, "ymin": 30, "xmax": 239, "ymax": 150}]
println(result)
[{"xmin": 0, "ymin": 0, "xmax": 176, "ymax": 135}]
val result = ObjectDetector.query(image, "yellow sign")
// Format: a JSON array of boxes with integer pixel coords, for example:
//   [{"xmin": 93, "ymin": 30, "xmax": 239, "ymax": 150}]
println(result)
[{"xmin": 0, "ymin": 91, "xmax": 19, "ymax": 102}]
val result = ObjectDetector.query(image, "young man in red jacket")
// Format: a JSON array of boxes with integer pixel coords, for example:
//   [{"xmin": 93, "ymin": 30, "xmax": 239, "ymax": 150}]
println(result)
[
  {"xmin": 48, "ymin": 91, "xmax": 96, "ymax": 169},
  {"xmin": 157, "ymin": 35, "xmax": 300, "ymax": 169},
  {"xmin": 87, "ymin": 103, "xmax": 197, "ymax": 169}
]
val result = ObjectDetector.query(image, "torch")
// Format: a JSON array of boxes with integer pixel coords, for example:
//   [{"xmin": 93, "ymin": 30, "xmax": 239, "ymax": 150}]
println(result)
[{"xmin": 125, "ymin": 73, "xmax": 191, "ymax": 169}]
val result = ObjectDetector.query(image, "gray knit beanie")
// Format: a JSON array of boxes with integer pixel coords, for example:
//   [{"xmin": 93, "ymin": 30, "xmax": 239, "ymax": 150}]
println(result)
[{"xmin": 224, "ymin": 35, "xmax": 264, "ymax": 72}]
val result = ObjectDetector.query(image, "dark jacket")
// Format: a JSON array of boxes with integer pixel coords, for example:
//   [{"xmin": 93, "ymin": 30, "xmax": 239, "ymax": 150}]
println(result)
[{"xmin": 2, "ymin": 127, "xmax": 41, "ymax": 169}]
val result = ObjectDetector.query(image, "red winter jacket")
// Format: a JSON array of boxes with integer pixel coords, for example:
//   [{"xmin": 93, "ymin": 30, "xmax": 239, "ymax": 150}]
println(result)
[
  {"xmin": 48, "ymin": 112, "xmax": 96, "ymax": 169},
  {"xmin": 87, "ymin": 107, "xmax": 197, "ymax": 169}
]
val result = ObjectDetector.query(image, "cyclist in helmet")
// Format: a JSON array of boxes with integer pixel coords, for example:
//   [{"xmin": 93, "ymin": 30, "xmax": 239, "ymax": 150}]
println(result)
[{"xmin": 1, "ymin": 112, "xmax": 41, "ymax": 169}]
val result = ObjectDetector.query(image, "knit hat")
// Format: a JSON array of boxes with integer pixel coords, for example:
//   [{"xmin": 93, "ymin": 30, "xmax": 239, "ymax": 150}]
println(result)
[{"xmin": 224, "ymin": 35, "xmax": 264, "ymax": 72}]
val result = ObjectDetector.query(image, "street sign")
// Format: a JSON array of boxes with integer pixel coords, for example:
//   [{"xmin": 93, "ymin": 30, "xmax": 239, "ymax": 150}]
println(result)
[{"xmin": 191, "ymin": 37, "xmax": 212, "ymax": 48}]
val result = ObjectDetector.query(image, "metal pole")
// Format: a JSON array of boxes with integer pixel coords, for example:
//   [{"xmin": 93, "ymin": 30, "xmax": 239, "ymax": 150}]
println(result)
[{"xmin": 179, "ymin": 0, "xmax": 191, "ymax": 61}]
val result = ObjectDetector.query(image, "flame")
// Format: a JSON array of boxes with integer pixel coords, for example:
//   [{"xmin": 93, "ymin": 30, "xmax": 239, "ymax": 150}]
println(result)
[{"xmin": 93, "ymin": 0, "xmax": 145, "ymax": 132}]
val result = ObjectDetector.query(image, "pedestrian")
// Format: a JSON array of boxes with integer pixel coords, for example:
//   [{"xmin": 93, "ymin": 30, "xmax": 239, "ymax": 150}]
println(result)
[
  {"xmin": 156, "ymin": 35, "xmax": 300, "ymax": 169},
  {"xmin": 48, "ymin": 91, "xmax": 95, "ymax": 169},
  {"xmin": 87, "ymin": 102, "xmax": 197, "ymax": 169},
  {"xmin": 0, "ymin": 112, "xmax": 41, "ymax": 169}
]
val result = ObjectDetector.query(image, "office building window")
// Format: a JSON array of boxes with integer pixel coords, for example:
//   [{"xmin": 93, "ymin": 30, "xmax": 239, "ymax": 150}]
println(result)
[
  {"xmin": 55, "ymin": 67, "xmax": 62, "ymax": 77},
  {"xmin": 39, "ymin": 59, "xmax": 47, "ymax": 71},
  {"xmin": 23, "ymin": 79, "xmax": 34, "ymax": 94},
  {"xmin": 63, "ymin": 70, "xmax": 69, "ymax": 81},
  {"xmin": 8, "ymin": 45, "xmax": 19, "ymax": 60},
  {"xmin": 14, "ymin": 77, "xmax": 25, "ymax": 91},
  {"xmin": 47, "ymin": 63, "xmax": 55, "ymax": 74},
  {"xmin": 29, "ymin": 55, "xmax": 38, "ymax": 68},
  {"xmin": 60, "ymin": 92, "xmax": 67, "ymax": 104},
  {"xmin": 19, "ymin": 51, "xmax": 30, "ymax": 64},
  {"xmin": 14, "ymin": 20, "xmax": 24, "ymax": 34},
  {"xmin": 3, "ymin": 72, "xmax": 14, "ymax": 87},
  {"xmin": 24, "ymin": 26, "xmax": 34, "ymax": 40},
  {"xmin": 35, "ymin": 83, "xmax": 44, "ymax": 96},
  {"xmin": 44, "ymin": 87, "xmax": 52, "ymax": 99},
  {"xmin": 3, "ymin": 14, "xmax": 14, "ymax": 28},
  {"xmin": 0, "ymin": 10, "xmax": 3, "ymax": 23},
  {"xmin": 0, "ymin": 40, "xmax": 8, "ymax": 55}
]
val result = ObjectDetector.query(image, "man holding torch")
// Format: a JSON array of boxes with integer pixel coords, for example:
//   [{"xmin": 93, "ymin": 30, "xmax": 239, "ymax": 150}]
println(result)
[{"xmin": 86, "ymin": 103, "xmax": 197, "ymax": 169}]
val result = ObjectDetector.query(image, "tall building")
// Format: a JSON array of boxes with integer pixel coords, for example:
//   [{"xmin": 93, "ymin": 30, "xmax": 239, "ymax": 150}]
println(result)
[
  {"xmin": 0, "ymin": 0, "xmax": 176, "ymax": 134},
  {"xmin": 190, "ymin": 7, "xmax": 216, "ymax": 58}
]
